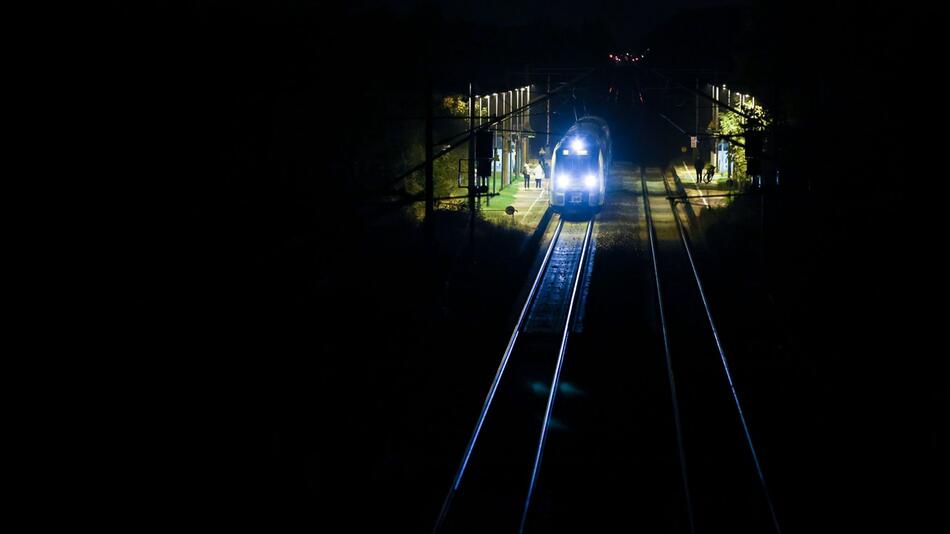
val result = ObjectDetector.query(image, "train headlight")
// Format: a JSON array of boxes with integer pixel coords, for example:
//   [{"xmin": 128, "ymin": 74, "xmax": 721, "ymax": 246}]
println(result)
[
  {"xmin": 557, "ymin": 173, "xmax": 572, "ymax": 189},
  {"xmin": 585, "ymin": 173, "xmax": 597, "ymax": 188},
  {"xmin": 571, "ymin": 138, "xmax": 585, "ymax": 152}
]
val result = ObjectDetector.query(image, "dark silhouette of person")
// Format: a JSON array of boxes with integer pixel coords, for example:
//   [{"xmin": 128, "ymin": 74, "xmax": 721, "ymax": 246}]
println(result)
[
  {"xmin": 523, "ymin": 166, "xmax": 531, "ymax": 188},
  {"xmin": 694, "ymin": 156, "xmax": 704, "ymax": 184}
]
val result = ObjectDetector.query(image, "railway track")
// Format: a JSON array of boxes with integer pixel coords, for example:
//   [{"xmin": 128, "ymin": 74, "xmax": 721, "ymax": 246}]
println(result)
[
  {"xmin": 432, "ymin": 165, "xmax": 782, "ymax": 534},
  {"xmin": 641, "ymin": 166, "xmax": 782, "ymax": 534},
  {"xmin": 433, "ymin": 215, "xmax": 595, "ymax": 534}
]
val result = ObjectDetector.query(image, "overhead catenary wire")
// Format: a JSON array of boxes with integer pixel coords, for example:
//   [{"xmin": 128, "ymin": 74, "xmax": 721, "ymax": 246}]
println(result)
[
  {"xmin": 636, "ymin": 63, "xmax": 765, "ymax": 127},
  {"xmin": 386, "ymin": 69, "xmax": 595, "ymax": 192},
  {"xmin": 631, "ymin": 65, "xmax": 758, "ymax": 152},
  {"xmin": 385, "ymin": 111, "xmax": 561, "ymax": 120}
]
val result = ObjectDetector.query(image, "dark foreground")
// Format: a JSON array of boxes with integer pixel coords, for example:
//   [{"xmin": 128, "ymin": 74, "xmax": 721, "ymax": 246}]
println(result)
[{"xmin": 103, "ymin": 4, "xmax": 932, "ymax": 532}]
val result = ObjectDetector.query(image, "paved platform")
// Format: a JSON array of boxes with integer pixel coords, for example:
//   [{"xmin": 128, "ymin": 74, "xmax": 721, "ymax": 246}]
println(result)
[
  {"xmin": 479, "ymin": 162, "xmax": 550, "ymax": 230},
  {"xmin": 668, "ymin": 158, "xmax": 745, "ymax": 215},
  {"xmin": 676, "ymin": 160, "xmax": 734, "ymax": 191}
]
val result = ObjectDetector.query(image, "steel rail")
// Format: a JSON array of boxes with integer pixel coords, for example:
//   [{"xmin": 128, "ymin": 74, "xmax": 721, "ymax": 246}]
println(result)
[
  {"xmin": 433, "ymin": 217, "xmax": 566, "ymax": 533},
  {"xmin": 641, "ymin": 168, "xmax": 697, "ymax": 534},
  {"xmin": 518, "ymin": 218, "xmax": 595, "ymax": 533},
  {"xmin": 662, "ymin": 172, "xmax": 783, "ymax": 534}
]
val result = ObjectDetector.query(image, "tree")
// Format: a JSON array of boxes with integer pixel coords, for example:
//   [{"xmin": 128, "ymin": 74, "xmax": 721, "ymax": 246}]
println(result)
[{"xmin": 717, "ymin": 101, "xmax": 770, "ymax": 183}]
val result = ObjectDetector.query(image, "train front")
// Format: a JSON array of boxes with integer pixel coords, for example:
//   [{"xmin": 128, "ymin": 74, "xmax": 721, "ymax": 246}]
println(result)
[{"xmin": 549, "ymin": 131, "xmax": 606, "ymax": 213}]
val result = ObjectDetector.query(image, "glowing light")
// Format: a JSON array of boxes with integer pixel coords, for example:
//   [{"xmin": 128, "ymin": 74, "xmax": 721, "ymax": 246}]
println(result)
[
  {"xmin": 585, "ymin": 173, "xmax": 597, "ymax": 188},
  {"xmin": 559, "ymin": 382, "xmax": 585, "ymax": 396},
  {"xmin": 570, "ymin": 138, "xmax": 585, "ymax": 152},
  {"xmin": 557, "ymin": 173, "xmax": 572, "ymax": 189},
  {"xmin": 563, "ymin": 149, "xmax": 570, "ymax": 155}
]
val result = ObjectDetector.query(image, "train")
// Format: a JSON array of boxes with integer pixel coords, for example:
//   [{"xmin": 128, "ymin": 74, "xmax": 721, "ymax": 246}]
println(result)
[{"xmin": 549, "ymin": 116, "xmax": 612, "ymax": 213}]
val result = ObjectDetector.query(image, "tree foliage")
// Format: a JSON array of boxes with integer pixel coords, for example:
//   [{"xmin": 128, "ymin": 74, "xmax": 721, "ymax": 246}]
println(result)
[
  {"xmin": 717, "ymin": 101, "xmax": 770, "ymax": 182},
  {"xmin": 403, "ymin": 94, "xmax": 473, "ymax": 218}
]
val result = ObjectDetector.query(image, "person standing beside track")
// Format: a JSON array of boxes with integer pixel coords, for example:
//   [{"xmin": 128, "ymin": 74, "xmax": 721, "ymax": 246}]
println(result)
[
  {"xmin": 694, "ymin": 155, "xmax": 704, "ymax": 184},
  {"xmin": 538, "ymin": 147, "xmax": 548, "ymax": 180},
  {"xmin": 523, "ymin": 166, "xmax": 531, "ymax": 189}
]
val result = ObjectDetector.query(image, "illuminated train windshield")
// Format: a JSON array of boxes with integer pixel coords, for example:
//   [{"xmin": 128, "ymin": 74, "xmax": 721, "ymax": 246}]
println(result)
[
  {"xmin": 554, "ymin": 138, "xmax": 599, "ymax": 190},
  {"xmin": 550, "ymin": 116, "xmax": 610, "ymax": 212}
]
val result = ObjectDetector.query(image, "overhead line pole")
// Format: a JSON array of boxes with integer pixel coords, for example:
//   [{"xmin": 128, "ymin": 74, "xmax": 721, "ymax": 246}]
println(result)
[
  {"xmin": 388, "ymin": 104, "xmax": 543, "ymax": 190},
  {"xmin": 468, "ymin": 83, "xmax": 476, "ymax": 241},
  {"xmin": 642, "ymin": 65, "xmax": 763, "ymax": 126},
  {"xmin": 654, "ymin": 108, "xmax": 750, "ymax": 151},
  {"xmin": 384, "ymin": 69, "xmax": 594, "ymax": 192},
  {"xmin": 546, "ymin": 75, "xmax": 551, "ymax": 150},
  {"xmin": 424, "ymin": 75, "xmax": 434, "ymax": 233}
]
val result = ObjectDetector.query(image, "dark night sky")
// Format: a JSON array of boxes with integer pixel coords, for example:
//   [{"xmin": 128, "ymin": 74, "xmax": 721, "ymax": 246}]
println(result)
[{"xmin": 348, "ymin": 0, "xmax": 747, "ymax": 43}]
